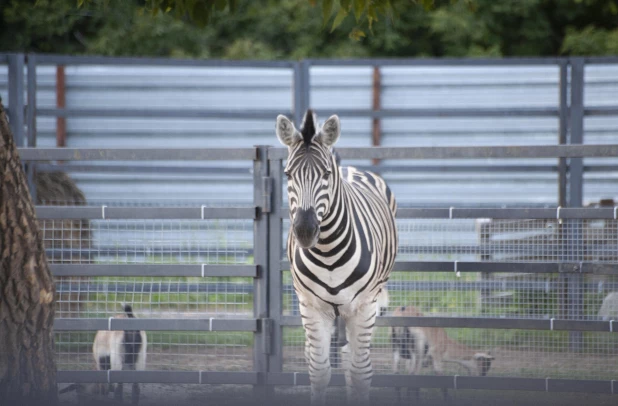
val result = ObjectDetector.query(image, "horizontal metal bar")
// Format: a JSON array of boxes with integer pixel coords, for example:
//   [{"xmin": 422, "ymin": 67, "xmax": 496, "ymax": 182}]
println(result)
[
  {"xmin": 361, "ymin": 164, "xmax": 559, "ymax": 173},
  {"xmin": 200, "ymin": 371, "xmax": 259, "ymax": 385},
  {"xmin": 281, "ymin": 206, "xmax": 618, "ymax": 220},
  {"xmin": 586, "ymin": 165, "xmax": 618, "ymax": 172},
  {"xmin": 585, "ymin": 107, "xmax": 618, "ymax": 116},
  {"xmin": 54, "ymin": 318, "xmax": 257, "ymax": 331},
  {"xmin": 54, "ymin": 318, "xmax": 108, "ymax": 331},
  {"xmin": 35, "ymin": 163, "xmax": 252, "ymax": 175},
  {"xmin": 315, "ymin": 107, "xmax": 559, "ymax": 118},
  {"xmin": 54, "ymin": 282, "xmax": 255, "ymax": 295},
  {"xmin": 305, "ymin": 57, "xmax": 565, "ymax": 66},
  {"xmin": 268, "ymin": 145, "xmax": 618, "ymax": 160},
  {"xmin": 115, "ymin": 371, "xmax": 200, "ymax": 384},
  {"xmin": 281, "ymin": 261, "xmax": 596, "ymax": 274},
  {"xmin": 37, "ymin": 107, "xmax": 290, "ymax": 120},
  {"xmin": 34, "ymin": 53, "xmax": 296, "ymax": 68},
  {"xmin": 52, "ymin": 280, "xmax": 618, "ymax": 296},
  {"xmin": 56, "ymin": 370, "xmax": 617, "ymax": 394},
  {"xmin": 35, "ymin": 163, "xmax": 577, "ymax": 175},
  {"xmin": 35, "ymin": 206, "xmax": 256, "ymax": 219},
  {"xmin": 46, "ymin": 247, "xmax": 252, "ymax": 261},
  {"xmin": 402, "ymin": 207, "xmax": 616, "ymax": 219},
  {"xmin": 50, "ymin": 264, "xmax": 258, "ymax": 278},
  {"xmin": 582, "ymin": 263, "xmax": 618, "ymax": 275},
  {"xmin": 282, "ymin": 316, "xmax": 618, "ymax": 332},
  {"xmin": 57, "ymin": 370, "xmax": 109, "ymax": 384},
  {"xmin": 64, "ymin": 244, "xmax": 615, "ymax": 265},
  {"xmin": 19, "ymin": 148, "xmax": 258, "ymax": 161}
]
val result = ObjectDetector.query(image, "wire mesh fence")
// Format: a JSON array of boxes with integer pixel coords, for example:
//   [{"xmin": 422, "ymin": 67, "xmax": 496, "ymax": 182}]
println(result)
[
  {"xmin": 279, "ymin": 214, "xmax": 618, "ymax": 388},
  {"xmin": 281, "ymin": 326, "xmax": 618, "ymax": 381},
  {"xmin": 46, "ymin": 218, "xmax": 254, "ymax": 319},
  {"xmin": 55, "ymin": 330, "xmax": 253, "ymax": 372},
  {"xmin": 4, "ymin": 53, "xmax": 615, "ymax": 403},
  {"xmin": 282, "ymin": 218, "xmax": 618, "ymax": 264},
  {"xmin": 43, "ymin": 219, "xmax": 253, "ymax": 265}
]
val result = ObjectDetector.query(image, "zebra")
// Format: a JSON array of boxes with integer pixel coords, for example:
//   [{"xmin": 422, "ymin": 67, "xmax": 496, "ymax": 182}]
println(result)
[{"xmin": 275, "ymin": 109, "xmax": 398, "ymax": 405}]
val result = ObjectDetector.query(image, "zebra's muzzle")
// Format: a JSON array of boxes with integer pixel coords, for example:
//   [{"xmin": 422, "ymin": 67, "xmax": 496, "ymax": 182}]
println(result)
[{"xmin": 293, "ymin": 208, "xmax": 320, "ymax": 248}]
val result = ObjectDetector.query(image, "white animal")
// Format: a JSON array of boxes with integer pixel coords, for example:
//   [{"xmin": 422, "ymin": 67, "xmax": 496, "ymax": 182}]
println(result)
[
  {"xmin": 59, "ymin": 304, "xmax": 147, "ymax": 405},
  {"xmin": 599, "ymin": 292, "xmax": 618, "ymax": 320}
]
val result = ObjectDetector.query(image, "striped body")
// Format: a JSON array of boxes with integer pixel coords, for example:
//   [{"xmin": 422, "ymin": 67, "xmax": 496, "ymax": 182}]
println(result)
[
  {"xmin": 276, "ymin": 110, "xmax": 398, "ymax": 405},
  {"xmin": 287, "ymin": 164, "xmax": 397, "ymax": 312}
]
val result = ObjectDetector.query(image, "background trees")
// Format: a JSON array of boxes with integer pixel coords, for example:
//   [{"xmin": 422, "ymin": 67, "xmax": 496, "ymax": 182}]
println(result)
[{"xmin": 2, "ymin": 0, "xmax": 618, "ymax": 59}]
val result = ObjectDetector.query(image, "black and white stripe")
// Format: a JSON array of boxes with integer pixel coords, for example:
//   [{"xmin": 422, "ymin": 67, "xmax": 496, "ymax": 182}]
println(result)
[{"xmin": 276, "ymin": 110, "xmax": 398, "ymax": 405}]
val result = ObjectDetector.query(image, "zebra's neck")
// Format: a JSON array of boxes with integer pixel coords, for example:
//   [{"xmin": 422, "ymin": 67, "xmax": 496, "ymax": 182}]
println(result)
[{"xmin": 313, "ymin": 160, "xmax": 351, "ymax": 252}]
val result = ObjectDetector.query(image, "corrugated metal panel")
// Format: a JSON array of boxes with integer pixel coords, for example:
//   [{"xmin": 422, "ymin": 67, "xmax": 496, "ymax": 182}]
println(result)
[
  {"xmin": 0, "ymin": 58, "xmax": 611, "ymax": 207},
  {"xmin": 32, "ymin": 64, "xmax": 294, "ymax": 205},
  {"xmin": 585, "ymin": 65, "xmax": 618, "ymax": 107},
  {"xmin": 381, "ymin": 66, "xmax": 560, "ymax": 108},
  {"xmin": 583, "ymin": 65, "xmax": 618, "ymax": 204},
  {"xmin": 310, "ymin": 65, "xmax": 561, "ymax": 206},
  {"xmin": 0, "ymin": 65, "xmax": 8, "ymax": 105}
]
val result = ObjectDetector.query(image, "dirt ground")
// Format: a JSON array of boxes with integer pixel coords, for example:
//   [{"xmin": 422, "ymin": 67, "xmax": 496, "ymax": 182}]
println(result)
[
  {"xmin": 58, "ymin": 344, "xmax": 618, "ymax": 405},
  {"xmin": 57, "ymin": 384, "xmax": 618, "ymax": 406}
]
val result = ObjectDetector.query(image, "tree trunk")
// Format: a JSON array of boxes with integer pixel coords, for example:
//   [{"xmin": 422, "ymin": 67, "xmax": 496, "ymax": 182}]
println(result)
[{"xmin": 0, "ymin": 101, "xmax": 58, "ymax": 405}]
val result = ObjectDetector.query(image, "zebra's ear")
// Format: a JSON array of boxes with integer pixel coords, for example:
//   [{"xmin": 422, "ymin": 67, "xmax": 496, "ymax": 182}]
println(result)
[
  {"xmin": 276, "ymin": 115, "xmax": 301, "ymax": 147},
  {"xmin": 320, "ymin": 115, "xmax": 340, "ymax": 147}
]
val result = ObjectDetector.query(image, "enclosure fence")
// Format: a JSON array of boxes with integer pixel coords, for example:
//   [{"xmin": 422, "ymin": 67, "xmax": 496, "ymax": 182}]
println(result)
[{"xmin": 2, "ymin": 53, "xmax": 618, "ymax": 399}]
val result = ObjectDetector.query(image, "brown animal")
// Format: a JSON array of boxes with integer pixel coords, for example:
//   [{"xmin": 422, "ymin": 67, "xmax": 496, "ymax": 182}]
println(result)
[
  {"xmin": 36, "ymin": 171, "xmax": 91, "ymax": 318},
  {"xmin": 391, "ymin": 305, "xmax": 495, "ymax": 377}
]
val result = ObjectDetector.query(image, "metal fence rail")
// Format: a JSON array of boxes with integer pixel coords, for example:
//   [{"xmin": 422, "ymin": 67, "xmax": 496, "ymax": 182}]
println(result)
[{"xmin": 3, "ymin": 53, "xmax": 618, "ymax": 399}]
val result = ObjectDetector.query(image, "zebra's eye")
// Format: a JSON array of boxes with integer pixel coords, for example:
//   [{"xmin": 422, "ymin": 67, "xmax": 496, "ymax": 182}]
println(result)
[
  {"xmin": 284, "ymin": 171, "xmax": 292, "ymax": 180},
  {"xmin": 323, "ymin": 170, "xmax": 331, "ymax": 179}
]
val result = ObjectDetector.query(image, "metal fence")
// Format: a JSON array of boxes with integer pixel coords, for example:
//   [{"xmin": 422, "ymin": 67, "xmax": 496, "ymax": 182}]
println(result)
[{"xmin": 3, "ymin": 53, "xmax": 618, "ymax": 401}]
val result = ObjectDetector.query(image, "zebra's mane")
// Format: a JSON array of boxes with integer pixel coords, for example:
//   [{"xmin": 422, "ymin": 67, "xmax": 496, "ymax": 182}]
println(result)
[
  {"xmin": 332, "ymin": 149, "xmax": 341, "ymax": 166},
  {"xmin": 300, "ymin": 109, "xmax": 317, "ymax": 146}
]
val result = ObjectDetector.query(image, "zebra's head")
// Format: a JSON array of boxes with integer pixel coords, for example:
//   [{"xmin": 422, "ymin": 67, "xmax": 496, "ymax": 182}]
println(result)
[{"xmin": 275, "ymin": 109, "xmax": 341, "ymax": 249}]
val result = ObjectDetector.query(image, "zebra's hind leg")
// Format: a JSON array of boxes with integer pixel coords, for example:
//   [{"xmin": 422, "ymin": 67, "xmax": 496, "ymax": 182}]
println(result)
[
  {"xmin": 344, "ymin": 303, "xmax": 378, "ymax": 405},
  {"xmin": 301, "ymin": 308, "xmax": 334, "ymax": 406}
]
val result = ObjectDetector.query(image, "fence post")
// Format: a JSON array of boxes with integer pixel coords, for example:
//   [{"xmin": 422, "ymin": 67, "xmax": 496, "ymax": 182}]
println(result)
[
  {"xmin": 267, "ymin": 157, "xmax": 284, "ymax": 379},
  {"xmin": 294, "ymin": 62, "xmax": 304, "ymax": 128},
  {"xmin": 7, "ymin": 53, "xmax": 25, "ymax": 148},
  {"xmin": 253, "ymin": 145, "xmax": 272, "ymax": 398},
  {"xmin": 26, "ymin": 53, "xmax": 37, "ymax": 202},
  {"xmin": 567, "ymin": 58, "xmax": 585, "ymax": 352},
  {"xmin": 294, "ymin": 60, "xmax": 311, "ymax": 127},
  {"xmin": 290, "ymin": 65, "xmax": 302, "ymax": 316},
  {"xmin": 557, "ymin": 60, "xmax": 569, "ymax": 321}
]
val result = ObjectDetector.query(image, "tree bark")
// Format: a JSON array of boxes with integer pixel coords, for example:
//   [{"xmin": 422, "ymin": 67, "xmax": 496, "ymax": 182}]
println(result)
[{"xmin": 0, "ymin": 101, "xmax": 58, "ymax": 405}]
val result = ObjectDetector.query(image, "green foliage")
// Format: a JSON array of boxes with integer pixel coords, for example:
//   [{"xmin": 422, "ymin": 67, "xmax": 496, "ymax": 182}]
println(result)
[
  {"xmin": 3, "ymin": 1, "xmax": 618, "ymax": 64},
  {"xmin": 562, "ymin": 25, "xmax": 618, "ymax": 55}
]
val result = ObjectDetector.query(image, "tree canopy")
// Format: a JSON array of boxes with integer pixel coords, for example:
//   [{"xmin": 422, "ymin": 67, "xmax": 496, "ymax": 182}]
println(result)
[{"xmin": 2, "ymin": 0, "xmax": 618, "ymax": 58}]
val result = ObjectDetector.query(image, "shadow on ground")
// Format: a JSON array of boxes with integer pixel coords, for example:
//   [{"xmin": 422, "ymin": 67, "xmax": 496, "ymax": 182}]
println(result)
[{"xmin": 57, "ymin": 383, "xmax": 617, "ymax": 406}]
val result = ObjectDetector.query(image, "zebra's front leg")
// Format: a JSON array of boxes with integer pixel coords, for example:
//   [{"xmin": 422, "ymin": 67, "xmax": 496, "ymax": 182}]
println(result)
[
  {"xmin": 301, "ymin": 308, "xmax": 334, "ymax": 406},
  {"xmin": 344, "ymin": 303, "xmax": 377, "ymax": 405}
]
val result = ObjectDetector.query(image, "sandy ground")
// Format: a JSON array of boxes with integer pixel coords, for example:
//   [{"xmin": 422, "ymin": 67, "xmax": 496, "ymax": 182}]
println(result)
[
  {"xmin": 57, "ymin": 384, "xmax": 618, "ymax": 406},
  {"xmin": 57, "ymin": 344, "xmax": 618, "ymax": 406}
]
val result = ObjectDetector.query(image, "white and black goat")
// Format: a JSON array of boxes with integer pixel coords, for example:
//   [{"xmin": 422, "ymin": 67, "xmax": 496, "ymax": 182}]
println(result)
[{"xmin": 59, "ymin": 304, "xmax": 147, "ymax": 405}]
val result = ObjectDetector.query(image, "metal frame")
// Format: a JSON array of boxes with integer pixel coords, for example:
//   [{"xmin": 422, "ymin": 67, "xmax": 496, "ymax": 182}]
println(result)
[
  {"xmin": 268, "ymin": 144, "xmax": 618, "ymax": 160},
  {"xmin": 35, "ymin": 206, "xmax": 256, "ymax": 220},
  {"xmin": 280, "ymin": 207, "xmax": 618, "ymax": 219},
  {"xmin": 55, "ymin": 371, "xmax": 618, "ymax": 395},
  {"xmin": 3, "ymin": 53, "xmax": 618, "ymax": 396}
]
